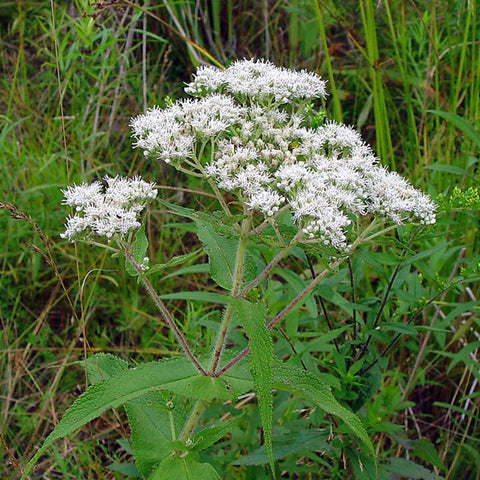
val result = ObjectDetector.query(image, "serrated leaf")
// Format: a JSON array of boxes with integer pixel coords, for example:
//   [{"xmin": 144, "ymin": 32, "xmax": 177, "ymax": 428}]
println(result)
[
  {"xmin": 21, "ymin": 358, "xmax": 248, "ymax": 479},
  {"xmin": 196, "ymin": 220, "xmax": 256, "ymax": 290},
  {"xmin": 168, "ymin": 374, "xmax": 246, "ymax": 402},
  {"xmin": 273, "ymin": 361, "xmax": 374, "ymax": 455},
  {"xmin": 230, "ymin": 298, "xmax": 276, "ymax": 478},
  {"xmin": 150, "ymin": 453, "xmax": 220, "ymax": 480},
  {"xmin": 125, "ymin": 226, "xmax": 149, "ymax": 277},
  {"xmin": 83, "ymin": 353, "xmax": 128, "ymax": 384},
  {"xmin": 196, "ymin": 219, "xmax": 236, "ymax": 290}
]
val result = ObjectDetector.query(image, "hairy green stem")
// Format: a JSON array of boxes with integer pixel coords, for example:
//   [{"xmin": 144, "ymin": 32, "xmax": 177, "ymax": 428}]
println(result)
[
  {"xmin": 179, "ymin": 215, "xmax": 251, "ymax": 442},
  {"xmin": 208, "ymin": 215, "xmax": 251, "ymax": 375},
  {"xmin": 179, "ymin": 399, "xmax": 207, "ymax": 443}
]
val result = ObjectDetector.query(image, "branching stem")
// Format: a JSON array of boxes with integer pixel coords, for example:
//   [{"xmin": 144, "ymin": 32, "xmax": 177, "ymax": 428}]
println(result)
[
  {"xmin": 236, "ymin": 232, "xmax": 301, "ymax": 298},
  {"xmin": 216, "ymin": 219, "xmax": 384, "ymax": 376},
  {"xmin": 208, "ymin": 215, "xmax": 251, "ymax": 375},
  {"xmin": 181, "ymin": 214, "xmax": 251, "ymax": 441}
]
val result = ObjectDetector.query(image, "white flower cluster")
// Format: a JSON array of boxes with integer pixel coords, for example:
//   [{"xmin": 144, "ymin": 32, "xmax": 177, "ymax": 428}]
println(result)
[
  {"xmin": 185, "ymin": 58, "xmax": 328, "ymax": 103},
  {"xmin": 130, "ymin": 95, "xmax": 244, "ymax": 164},
  {"xmin": 61, "ymin": 176, "xmax": 157, "ymax": 240},
  {"xmin": 130, "ymin": 59, "xmax": 436, "ymax": 249}
]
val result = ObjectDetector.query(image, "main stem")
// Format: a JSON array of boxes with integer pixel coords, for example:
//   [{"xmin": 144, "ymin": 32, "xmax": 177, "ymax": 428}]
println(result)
[
  {"xmin": 208, "ymin": 215, "xmax": 251, "ymax": 375},
  {"xmin": 180, "ymin": 214, "xmax": 251, "ymax": 442}
]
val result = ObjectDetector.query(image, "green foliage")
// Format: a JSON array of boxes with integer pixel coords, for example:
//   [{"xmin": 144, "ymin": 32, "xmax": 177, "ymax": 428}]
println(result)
[
  {"xmin": 274, "ymin": 361, "xmax": 374, "ymax": 456},
  {"xmin": 385, "ymin": 457, "xmax": 443, "ymax": 480},
  {"xmin": 150, "ymin": 453, "xmax": 220, "ymax": 480},
  {"xmin": 20, "ymin": 355, "xmax": 250, "ymax": 479},
  {"xmin": 230, "ymin": 298, "xmax": 275, "ymax": 477},
  {"xmin": 196, "ymin": 220, "xmax": 256, "ymax": 291},
  {"xmin": 2, "ymin": 1, "xmax": 480, "ymax": 479},
  {"xmin": 125, "ymin": 226, "xmax": 149, "ymax": 277},
  {"xmin": 125, "ymin": 392, "xmax": 186, "ymax": 475}
]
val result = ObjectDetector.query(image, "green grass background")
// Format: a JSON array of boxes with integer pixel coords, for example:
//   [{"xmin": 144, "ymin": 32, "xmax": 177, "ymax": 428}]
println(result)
[{"xmin": 1, "ymin": 0, "xmax": 479, "ymax": 478}]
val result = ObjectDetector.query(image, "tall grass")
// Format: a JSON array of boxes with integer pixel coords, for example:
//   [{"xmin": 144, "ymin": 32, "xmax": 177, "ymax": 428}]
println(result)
[{"xmin": 1, "ymin": 0, "xmax": 479, "ymax": 478}]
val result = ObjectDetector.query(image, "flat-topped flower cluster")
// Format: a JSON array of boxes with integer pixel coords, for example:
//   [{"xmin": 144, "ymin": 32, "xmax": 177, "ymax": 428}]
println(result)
[
  {"xmin": 130, "ymin": 59, "xmax": 435, "ymax": 249},
  {"xmin": 61, "ymin": 176, "xmax": 157, "ymax": 240}
]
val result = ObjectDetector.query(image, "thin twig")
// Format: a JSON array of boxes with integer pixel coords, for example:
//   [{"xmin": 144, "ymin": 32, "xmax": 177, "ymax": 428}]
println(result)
[
  {"xmin": 123, "ymin": 249, "xmax": 206, "ymax": 375},
  {"xmin": 236, "ymin": 233, "xmax": 301, "ymax": 298}
]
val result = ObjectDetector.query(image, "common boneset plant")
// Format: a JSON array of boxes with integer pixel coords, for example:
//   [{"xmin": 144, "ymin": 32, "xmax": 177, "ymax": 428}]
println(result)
[{"xmin": 22, "ymin": 59, "xmax": 436, "ymax": 479}]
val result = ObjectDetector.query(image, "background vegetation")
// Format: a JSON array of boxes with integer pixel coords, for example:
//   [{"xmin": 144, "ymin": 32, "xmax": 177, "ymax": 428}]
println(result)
[{"xmin": 1, "ymin": 0, "xmax": 479, "ymax": 478}]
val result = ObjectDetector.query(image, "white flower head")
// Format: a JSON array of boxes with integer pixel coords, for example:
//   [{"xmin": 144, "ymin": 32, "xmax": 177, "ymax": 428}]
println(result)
[
  {"xmin": 185, "ymin": 59, "xmax": 328, "ymax": 104},
  {"xmin": 130, "ymin": 94, "xmax": 243, "ymax": 165},
  {"xmin": 61, "ymin": 176, "xmax": 157, "ymax": 241},
  {"xmin": 184, "ymin": 65, "xmax": 226, "ymax": 96}
]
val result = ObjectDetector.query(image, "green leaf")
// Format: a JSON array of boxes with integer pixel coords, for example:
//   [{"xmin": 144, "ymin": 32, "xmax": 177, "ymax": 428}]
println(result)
[
  {"xmin": 83, "ymin": 355, "xmax": 175, "ymax": 475},
  {"xmin": 156, "ymin": 197, "xmax": 201, "ymax": 222},
  {"xmin": 157, "ymin": 199, "xmax": 239, "ymax": 238},
  {"xmin": 125, "ymin": 392, "xmax": 186, "ymax": 475},
  {"xmin": 345, "ymin": 447, "xmax": 378, "ymax": 480},
  {"xmin": 193, "ymin": 419, "xmax": 241, "ymax": 451},
  {"xmin": 381, "ymin": 322, "xmax": 418, "ymax": 336},
  {"xmin": 162, "ymin": 263, "xmax": 210, "ymax": 280},
  {"xmin": 232, "ymin": 429, "xmax": 329, "ymax": 466},
  {"xmin": 107, "ymin": 462, "xmax": 142, "ymax": 477},
  {"xmin": 411, "ymin": 438, "xmax": 446, "ymax": 472},
  {"xmin": 21, "ymin": 358, "xmax": 248, "ymax": 479},
  {"xmin": 273, "ymin": 361, "xmax": 374, "ymax": 455},
  {"xmin": 423, "ymin": 163, "xmax": 475, "ymax": 179},
  {"xmin": 158, "ymin": 291, "xmax": 228, "ymax": 304},
  {"xmin": 196, "ymin": 219, "xmax": 237, "ymax": 290},
  {"xmin": 196, "ymin": 220, "xmax": 256, "ymax": 290},
  {"xmin": 386, "ymin": 457, "xmax": 444, "ymax": 479},
  {"xmin": 146, "ymin": 249, "xmax": 203, "ymax": 277},
  {"xmin": 230, "ymin": 298, "xmax": 276, "ymax": 478},
  {"xmin": 428, "ymin": 109, "xmax": 480, "ymax": 151},
  {"xmin": 298, "ymin": 326, "xmax": 350, "ymax": 355},
  {"xmin": 83, "ymin": 353, "xmax": 128, "ymax": 384},
  {"xmin": 273, "ymin": 268, "xmax": 317, "ymax": 317},
  {"xmin": 125, "ymin": 226, "xmax": 149, "ymax": 277},
  {"xmin": 149, "ymin": 453, "xmax": 220, "ymax": 480}
]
